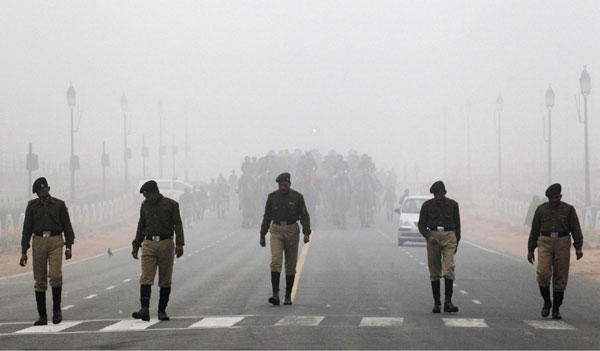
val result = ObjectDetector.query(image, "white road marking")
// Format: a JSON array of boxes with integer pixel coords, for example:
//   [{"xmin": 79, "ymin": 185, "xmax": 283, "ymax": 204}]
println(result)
[
  {"xmin": 472, "ymin": 300, "xmax": 482, "ymax": 304},
  {"xmin": 459, "ymin": 290, "xmax": 468, "ymax": 295},
  {"xmin": 62, "ymin": 305, "xmax": 75, "ymax": 310},
  {"xmin": 123, "ymin": 279, "xmax": 132, "ymax": 283},
  {"xmin": 15, "ymin": 321, "xmax": 82, "ymax": 334},
  {"xmin": 462, "ymin": 240, "xmax": 520, "ymax": 262},
  {"xmin": 275, "ymin": 316, "xmax": 324, "ymax": 326},
  {"xmin": 84, "ymin": 294, "xmax": 97, "ymax": 299},
  {"xmin": 106, "ymin": 286, "xmax": 115, "ymax": 290},
  {"xmin": 453, "ymin": 283, "xmax": 457, "ymax": 287},
  {"xmin": 189, "ymin": 316, "xmax": 244, "ymax": 328},
  {"xmin": 101, "ymin": 320, "xmax": 159, "ymax": 331},
  {"xmin": 360, "ymin": 317, "xmax": 404, "ymax": 327},
  {"xmin": 442, "ymin": 318, "xmax": 488, "ymax": 328},
  {"xmin": 524, "ymin": 320, "xmax": 576, "ymax": 330},
  {"xmin": 419, "ymin": 262, "xmax": 425, "ymax": 265}
]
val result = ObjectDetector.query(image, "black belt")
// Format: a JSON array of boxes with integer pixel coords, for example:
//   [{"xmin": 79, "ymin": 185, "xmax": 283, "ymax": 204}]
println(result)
[
  {"xmin": 34, "ymin": 231, "xmax": 62, "ymax": 237},
  {"xmin": 273, "ymin": 220, "xmax": 297, "ymax": 226},
  {"xmin": 541, "ymin": 232, "xmax": 569, "ymax": 238},
  {"xmin": 429, "ymin": 226, "xmax": 455, "ymax": 232},
  {"xmin": 144, "ymin": 235, "xmax": 173, "ymax": 241}
]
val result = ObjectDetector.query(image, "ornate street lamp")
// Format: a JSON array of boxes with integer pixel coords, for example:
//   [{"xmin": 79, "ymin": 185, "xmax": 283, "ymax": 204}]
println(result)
[
  {"xmin": 580, "ymin": 66, "xmax": 591, "ymax": 206},
  {"xmin": 545, "ymin": 85, "xmax": 555, "ymax": 184},
  {"xmin": 66, "ymin": 82, "xmax": 77, "ymax": 200}
]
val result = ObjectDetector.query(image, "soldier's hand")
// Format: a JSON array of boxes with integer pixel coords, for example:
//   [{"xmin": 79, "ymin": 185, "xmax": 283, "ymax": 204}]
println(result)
[
  {"xmin": 175, "ymin": 244, "xmax": 184, "ymax": 258},
  {"xmin": 132, "ymin": 249, "xmax": 139, "ymax": 260},
  {"xmin": 303, "ymin": 235, "xmax": 310, "ymax": 244},
  {"xmin": 576, "ymin": 249, "xmax": 583, "ymax": 260},
  {"xmin": 65, "ymin": 248, "xmax": 72, "ymax": 260},
  {"xmin": 428, "ymin": 236, "xmax": 438, "ymax": 245},
  {"xmin": 527, "ymin": 252, "xmax": 535, "ymax": 264},
  {"xmin": 19, "ymin": 254, "xmax": 27, "ymax": 267},
  {"xmin": 259, "ymin": 237, "xmax": 266, "ymax": 247}
]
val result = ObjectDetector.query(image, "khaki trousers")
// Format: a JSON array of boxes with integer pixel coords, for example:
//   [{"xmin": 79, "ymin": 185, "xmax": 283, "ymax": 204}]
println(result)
[
  {"xmin": 140, "ymin": 239, "xmax": 175, "ymax": 288},
  {"xmin": 537, "ymin": 235, "xmax": 571, "ymax": 292},
  {"xmin": 270, "ymin": 223, "xmax": 300, "ymax": 275},
  {"xmin": 426, "ymin": 231, "xmax": 457, "ymax": 281},
  {"xmin": 32, "ymin": 235, "xmax": 64, "ymax": 291}
]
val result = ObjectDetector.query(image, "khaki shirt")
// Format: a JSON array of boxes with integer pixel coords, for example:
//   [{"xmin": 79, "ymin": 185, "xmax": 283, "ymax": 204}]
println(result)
[
  {"xmin": 417, "ymin": 197, "xmax": 461, "ymax": 242},
  {"xmin": 21, "ymin": 197, "xmax": 75, "ymax": 254},
  {"xmin": 260, "ymin": 189, "xmax": 311, "ymax": 236},
  {"xmin": 132, "ymin": 195, "xmax": 185, "ymax": 250},
  {"xmin": 528, "ymin": 201, "xmax": 583, "ymax": 253}
]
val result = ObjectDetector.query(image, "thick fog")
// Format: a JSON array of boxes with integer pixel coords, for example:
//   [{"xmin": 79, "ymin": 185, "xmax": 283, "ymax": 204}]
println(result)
[{"xmin": 1, "ymin": 0, "xmax": 600, "ymax": 186}]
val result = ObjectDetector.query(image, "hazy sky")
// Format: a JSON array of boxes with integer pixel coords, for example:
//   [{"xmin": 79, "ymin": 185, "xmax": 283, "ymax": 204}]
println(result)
[{"xmin": 1, "ymin": 0, "xmax": 599, "ymax": 183}]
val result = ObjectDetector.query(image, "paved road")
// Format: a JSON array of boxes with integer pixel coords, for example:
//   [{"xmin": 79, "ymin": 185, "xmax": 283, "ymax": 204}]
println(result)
[{"xmin": 1, "ymin": 209, "xmax": 599, "ymax": 349}]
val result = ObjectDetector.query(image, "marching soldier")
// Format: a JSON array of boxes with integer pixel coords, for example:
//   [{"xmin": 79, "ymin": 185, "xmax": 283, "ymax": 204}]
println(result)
[
  {"xmin": 131, "ymin": 180, "xmax": 185, "ymax": 321},
  {"xmin": 260, "ymin": 172, "xmax": 311, "ymax": 306},
  {"xmin": 418, "ymin": 181, "xmax": 460, "ymax": 313},
  {"xmin": 19, "ymin": 177, "xmax": 75, "ymax": 325},
  {"xmin": 527, "ymin": 183, "xmax": 583, "ymax": 319}
]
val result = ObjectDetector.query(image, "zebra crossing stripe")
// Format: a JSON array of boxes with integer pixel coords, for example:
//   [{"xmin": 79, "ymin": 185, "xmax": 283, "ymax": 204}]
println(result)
[
  {"xmin": 275, "ymin": 316, "xmax": 324, "ymax": 326},
  {"xmin": 523, "ymin": 320, "xmax": 576, "ymax": 330},
  {"xmin": 360, "ymin": 317, "xmax": 404, "ymax": 327},
  {"xmin": 100, "ymin": 320, "xmax": 159, "ymax": 332},
  {"xmin": 442, "ymin": 318, "xmax": 488, "ymax": 328},
  {"xmin": 189, "ymin": 316, "xmax": 244, "ymax": 328},
  {"xmin": 15, "ymin": 321, "xmax": 82, "ymax": 334}
]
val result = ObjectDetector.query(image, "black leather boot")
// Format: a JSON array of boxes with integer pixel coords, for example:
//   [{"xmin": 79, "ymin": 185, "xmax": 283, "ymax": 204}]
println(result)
[
  {"xmin": 132, "ymin": 285, "xmax": 151, "ymax": 321},
  {"xmin": 431, "ymin": 280, "xmax": 441, "ymax": 313},
  {"xmin": 34, "ymin": 291, "xmax": 47, "ymax": 326},
  {"xmin": 539, "ymin": 286, "xmax": 552, "ymax": 318},
  {"xmin": 52, "ymin": 286, "xmax": 63, "ymax": 324},
  {"xmin": 268, "ymin": 272, "xmax": 280, "ymax": 306},
  {"xmin": 284, "ymin": 275, "xmax": 295, "ymax": 305},
  {"xmin": 443, "ymin": 278, "xmax": 459, "ymax": 313},
  {"xmin": 552, "ymin": 291, "xmax": 564, "ymax": 320},
  {"xmin": 158, "ymin": 287, "xmax": 171, "ymax": 321}
]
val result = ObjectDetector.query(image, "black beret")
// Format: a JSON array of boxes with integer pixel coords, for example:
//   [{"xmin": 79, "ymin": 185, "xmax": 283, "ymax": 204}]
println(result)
[
  {"xmin": 32, "ymin": 177, "xmax": 48, "ymax": 193},
  {"xmin": 276, "ymin": 172, "xmax": 291, "ymax": 183},
  {"xmin": 545, "ymin": 183, "xmax": 562, "ymax": 198},
  {"xmin": 139, "ymin": 180, "xmax": 159, "ymax": 194},
  {"xmin": 430, "ymin": 180, "xmax": 446, "ymax": 194}
]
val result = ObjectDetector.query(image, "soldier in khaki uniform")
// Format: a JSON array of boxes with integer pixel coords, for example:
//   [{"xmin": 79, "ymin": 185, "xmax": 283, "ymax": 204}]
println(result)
[
  {"xmin": 527, "ymin": 183, "xmax": 583, "ymax": 319},
  {"xmin": 418, "ymin": 181, "xmax": 460, "ymax": 313},
  {"xmin": 131, "ymin": 180, "xmax": 185, "ymax": 321},
  {"xmin": 19, "ymin": 177, "xmax": 75, "ymax": 325},
  {"xmin": 260, "ymin": 172, "xmax": 311, "ymax": 306}
]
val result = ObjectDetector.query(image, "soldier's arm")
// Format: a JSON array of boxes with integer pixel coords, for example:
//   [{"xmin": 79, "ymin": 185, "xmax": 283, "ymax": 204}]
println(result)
[
  {"xmin": 527, "ymin": 207, "xmax": 541, "ymax": 253},
  {"xmin": 569, "ymin": 206, "xmax": 584, "ymax": 250},
  {"xmin": 260, "ymin": 197, "xmax": 272, "ymax": 237},
  {"xmin": 298, "ymin": 195, "xmax": 311, "ymax": 235},
  {"xmin": 60, "ymin": 202, "xmax": 75, "ymax": 248},
  {"xmin": 418, "ymin": 203, "xmax": 431, "ymax": 239},
  {"xmin": 21, "ymin": 205, "xmax": 34, "ymax": 254},
  {"xmin": 132, "ymin": 206, "xmax": 145, "ymax": 250},
  {"xmin": 172, "ymin": 202, "xmax": 185, "ymax": 246},
  {"xmin": 454, "ymin": 202, "xmax": 461, "ymax": 243}
]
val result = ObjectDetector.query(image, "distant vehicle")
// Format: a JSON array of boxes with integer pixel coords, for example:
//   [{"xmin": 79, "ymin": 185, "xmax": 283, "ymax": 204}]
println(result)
[
  {"xmin": 395, "ymin": 195, "xmax": 429, "ymax": 246},
  {"xmin": 136, "ymin": 179, "xmax": 193, "ymax": 202}
]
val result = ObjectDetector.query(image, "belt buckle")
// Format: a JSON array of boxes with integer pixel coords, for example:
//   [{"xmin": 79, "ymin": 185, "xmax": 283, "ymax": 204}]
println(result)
[
  {"xmin": 280, "ymin": 221, "xmax": 287, "ymax": 226},
  {"xmin": 152, "ymin": 236, "xmax": 160, "ymax": 242},
  {"xmin": 550, "ymin": 232, "xmax": 559, "ymax": 238},
  {"xmin": 436, "ymin": 226, "xmax": 444, "ymax": 232},
  {"xmin": 42, "ymin": 231, "xmax": 51, "ymax": 238}
]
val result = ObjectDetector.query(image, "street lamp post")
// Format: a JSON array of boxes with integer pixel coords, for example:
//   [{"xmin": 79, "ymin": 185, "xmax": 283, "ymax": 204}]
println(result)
[
  {"xmin": 121, "ymin": 94, "xmax": 129, "ymax": 187},
  {"xmin": 142, "ymin": 136, "xmax": 149, "ymax": 179},
  {"xmin": 26, "ymin": 143, "xmax": 39, "ymax": 200},
  {"xmin": 580, "ymin": 66, "xmax": 591, "ymax": 206},
  {"xmin": 101, "ymin": 141, "xmax": 110, "ymax": 196},
  {"xmin": 545, "ymin": 85, "xmax": 555, "ymax": 185},
  {"xmin": 66, "ymin": 82, "xmax": 77, "ymax": 200},
  {"xmin": 158, "ymin": 101, "xmax": 164, "ymax": 178},
  {"xmin": 496, "ymin": 94, "xmax": 504, "ymax": 198}
]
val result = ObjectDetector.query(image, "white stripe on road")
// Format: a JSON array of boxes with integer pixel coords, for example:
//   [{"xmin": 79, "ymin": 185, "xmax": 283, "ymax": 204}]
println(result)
[
  {"xmin": 442, "ymin": 318, "xmax": 488, "ymax": 328},
  {"xmin": 275, "ymin": 316, "xmax": 324, "ymax": 326},
  {"xmin": 62, "ymin": 305, "xmax": 75, "ymax": 310},
  {"xmin": 189, "ymin": 317, "xmax": 244, "ymax": 328},
  {"xmin": 419, "ymin": 262, "xmax": 425, "ymax": 265},
  {"xmin": 459, "ymin": 290, "xmax": 468, "ymax": 295},
  {"xmin": 16, "ymin": 321, "xmax": 82, "ymax": 334},
  {"xmin": 523, "ymin": 320, "xmax": 576, "ymax": 330},
  {"xmin": 461, "ymin": 240, "xmax": 500, "ymax": 254},
  {"xmin": 101, "ymin": 320, "xmax": 159, "ymax": 331},
  {"xmin": 123, "ymin": 279, "xmax": 132, "ymax": 283},
  {"xmin": 106, "ymin": 286, "xmax": 115, "ymax": 290},
  {"xmin": 472, "ymin": 300, "xmax": 482, "ymax": 305},
  {"xmin": 84, "ymin": 294, "xmax": 97, "ymax": 299},
  {"xmin": 360, "ymin": 317, "xmax": 404, "ymax": 327}
]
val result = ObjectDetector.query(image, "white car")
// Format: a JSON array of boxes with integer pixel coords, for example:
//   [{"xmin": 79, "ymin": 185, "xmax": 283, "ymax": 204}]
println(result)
[
  {"xmin": 396, "ymin": 195, "xmax": 429, "ymax": 246},
  {"xmin": 136, "ymin": 179, "xmax": 193, "ymax": 202}
]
